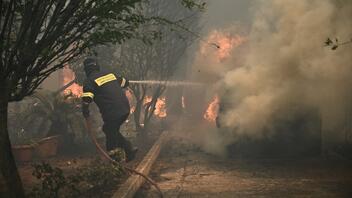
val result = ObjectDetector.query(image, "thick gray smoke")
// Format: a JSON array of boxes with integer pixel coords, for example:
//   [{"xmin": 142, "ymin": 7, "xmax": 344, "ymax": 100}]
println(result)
[
  {"xmin": 187, "ymin": 0, "xmax": 352, "ymax": 154},
  {"xmin": 221, "ymin": 0, "xmax": 352, "ymax": 138}
]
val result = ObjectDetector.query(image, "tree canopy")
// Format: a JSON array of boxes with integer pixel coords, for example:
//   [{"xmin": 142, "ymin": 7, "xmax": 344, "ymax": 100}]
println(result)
[
  {"xmin": 0, "ymin": 0, "xmax": 205, "ymax": 197},
  {"xmin": 0, "ymin": 0, "xmax": 204, "ymax": 102}
]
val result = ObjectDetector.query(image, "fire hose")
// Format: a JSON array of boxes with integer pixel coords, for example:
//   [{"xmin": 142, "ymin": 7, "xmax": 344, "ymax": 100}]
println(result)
[{"xmin": 84, "ymin": 117, "xmax": 163, "ymax": 198}]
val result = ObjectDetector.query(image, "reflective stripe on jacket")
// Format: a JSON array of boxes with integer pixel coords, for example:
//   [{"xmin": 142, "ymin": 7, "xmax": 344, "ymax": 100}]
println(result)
[{"xmin": 82, "ymin": 70, "xmax": 130, "ymax": 121}]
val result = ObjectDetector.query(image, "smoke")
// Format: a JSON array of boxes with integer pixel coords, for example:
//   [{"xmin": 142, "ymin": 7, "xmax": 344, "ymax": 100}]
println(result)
[
  {"xmin": 185, "ymin": 0, "xmax": 352, "ymax": 154},
  {"xmin": 219, "ymin": 0, "xmax": 352, "ymax": 142}
]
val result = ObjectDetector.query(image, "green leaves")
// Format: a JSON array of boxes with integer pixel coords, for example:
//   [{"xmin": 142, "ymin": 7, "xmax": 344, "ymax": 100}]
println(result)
[
  {"xmin": 1, "ymin": 0, "xmax": 206, "ymax": 102},
  {"xmin": 325, "ymin": 37, "xmax": 339, "ymax": 50},
  {"xmin": 30, "ymin": 162, "xmax": 76, "ymax": 198},
  {"xmin": 29, "ymin": 160, "xmax": 125, "ymax": 197},
  {"xmin": 181, "ymin": 0, "xmax": 206, "ymax": 11},
  {"xmin": 325, "ymin": 37, "xmax": 352, "ymax": 51}
]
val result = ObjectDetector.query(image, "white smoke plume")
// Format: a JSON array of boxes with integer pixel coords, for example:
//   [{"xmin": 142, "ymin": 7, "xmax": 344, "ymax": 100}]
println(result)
[
  {"xmin": 217, "ymin": 0, "xmax": 352, "ymax": 145},
  {"xmin": 186, "ymin": 0, "xmax": 352, "ymax": 154}
]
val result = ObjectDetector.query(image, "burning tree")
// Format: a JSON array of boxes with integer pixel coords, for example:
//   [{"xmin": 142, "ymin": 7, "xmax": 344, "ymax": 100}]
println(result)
[
  {"xmin": 118, "ymin": 0, "xmax": 202, "ymax": 132},
  {"xmin": 0, "ymin": 0, "xmax": 204, "ymax": 197}
]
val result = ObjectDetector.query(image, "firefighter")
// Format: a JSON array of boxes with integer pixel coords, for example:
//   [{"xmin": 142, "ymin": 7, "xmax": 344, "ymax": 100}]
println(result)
[{"xmin": 81, "ymin": 57, "xmax": 137, "ymax": 161}]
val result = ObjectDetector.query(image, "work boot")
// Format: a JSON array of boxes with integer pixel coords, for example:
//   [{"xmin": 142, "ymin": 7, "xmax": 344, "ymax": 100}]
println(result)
[{"xmin": 125, "ymin": 147, "xmax": 138, "ymax": 162}]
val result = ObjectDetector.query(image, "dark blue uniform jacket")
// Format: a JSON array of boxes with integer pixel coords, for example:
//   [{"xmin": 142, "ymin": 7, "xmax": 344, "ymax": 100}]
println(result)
[{"xmin": 82, "ymin": 70, "xmax": 130, "ymax": 122}]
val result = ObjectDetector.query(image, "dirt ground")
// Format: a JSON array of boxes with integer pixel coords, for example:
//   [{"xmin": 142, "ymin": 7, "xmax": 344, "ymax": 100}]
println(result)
[{"xmin": 137, "ymin": 137, "xmax": 352, "ymax": 198}]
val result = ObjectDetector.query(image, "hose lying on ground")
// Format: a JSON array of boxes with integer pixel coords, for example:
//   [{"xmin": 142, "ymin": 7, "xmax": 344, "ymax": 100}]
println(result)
[{"xmin": 84, "ymin": 118, "xmax": 163, "ymax": 198}]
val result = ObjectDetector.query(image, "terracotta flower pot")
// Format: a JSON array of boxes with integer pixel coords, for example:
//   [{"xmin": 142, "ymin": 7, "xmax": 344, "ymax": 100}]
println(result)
[
  {"xmin": 12, "ymin": 145, "xmax": 35, "ymax": 162},
  {"xmin": 36, "ymin": 135, "xmax": 60, "ymax": 158}
]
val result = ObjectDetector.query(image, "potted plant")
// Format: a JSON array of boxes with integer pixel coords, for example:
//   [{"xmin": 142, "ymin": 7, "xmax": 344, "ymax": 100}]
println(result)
[
  {"xmin": 10, "ymin": 129, "xmax": 38, "ymax": 162},
  {"xmin": 21, "ymin": 89, "xmax": 87, "ymax": 157},
  {"xmin": 35, "ymin": 135, "xmax": 61, "ymax": 158}
]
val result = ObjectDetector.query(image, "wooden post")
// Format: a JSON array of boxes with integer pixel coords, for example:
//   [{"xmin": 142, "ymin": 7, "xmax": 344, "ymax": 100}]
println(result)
[{"xmin": 112, "ymin": 132, "xmax": 169, "ymax": 198}]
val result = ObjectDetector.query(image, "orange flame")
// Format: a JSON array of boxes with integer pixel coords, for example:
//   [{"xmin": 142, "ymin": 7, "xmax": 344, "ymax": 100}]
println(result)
[
  {"xmin": 144, "ymin": 96, "xmax": 152, "ymax": 105},
  {"xmin": 62, "ymin": 65, "xmax": 82, "ymax": 97},
  {"xmin": 202, "ymin": 30, "xmax": 246, "ymax": 62},
  {"xmin": 155, "ymin": 97, "xmax": 167, "ymax": 118},
  {"xmin": 182, "ymin": 96, "xmax": 186, "ymax": 109},
  {"xmin": 144, "ymin": 96, "xmax": 167, "ymax": 118},
  {"xmin": 204, "ymin": 95, "xmax": 219, "ymax": 122}
]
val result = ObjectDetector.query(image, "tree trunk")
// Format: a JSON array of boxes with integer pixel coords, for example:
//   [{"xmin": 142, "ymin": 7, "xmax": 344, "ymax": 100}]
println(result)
[
  {"xmin": 134, "ymin": 100, "xmax": 143, "ymax": 132},
  {"xmin": 143, "ymin": 97, "xmax": 158, "ymax": 130},
  {"xmin": 143, "ymin": 86, "xmax": 165, "ymax": 129},
  {"xmin": 0, "ymin": 93, "xmax": 25, "ymax": 197}
]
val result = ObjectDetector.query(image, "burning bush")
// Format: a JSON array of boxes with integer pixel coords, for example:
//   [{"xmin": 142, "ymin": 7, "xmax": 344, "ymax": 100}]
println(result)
[
  {"xmin": 224, "ymin": 105, "xmax": 322, "ymax": 158},
  {"xmin": 204, "ymin": 95, "xmax": 220, "ymax": 122}
]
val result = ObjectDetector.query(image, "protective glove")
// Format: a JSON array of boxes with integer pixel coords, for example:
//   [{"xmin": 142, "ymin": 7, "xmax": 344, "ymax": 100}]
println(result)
[{"xmin": 121, "ymin": 77, "xmax": 129, "ymax": 88}]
